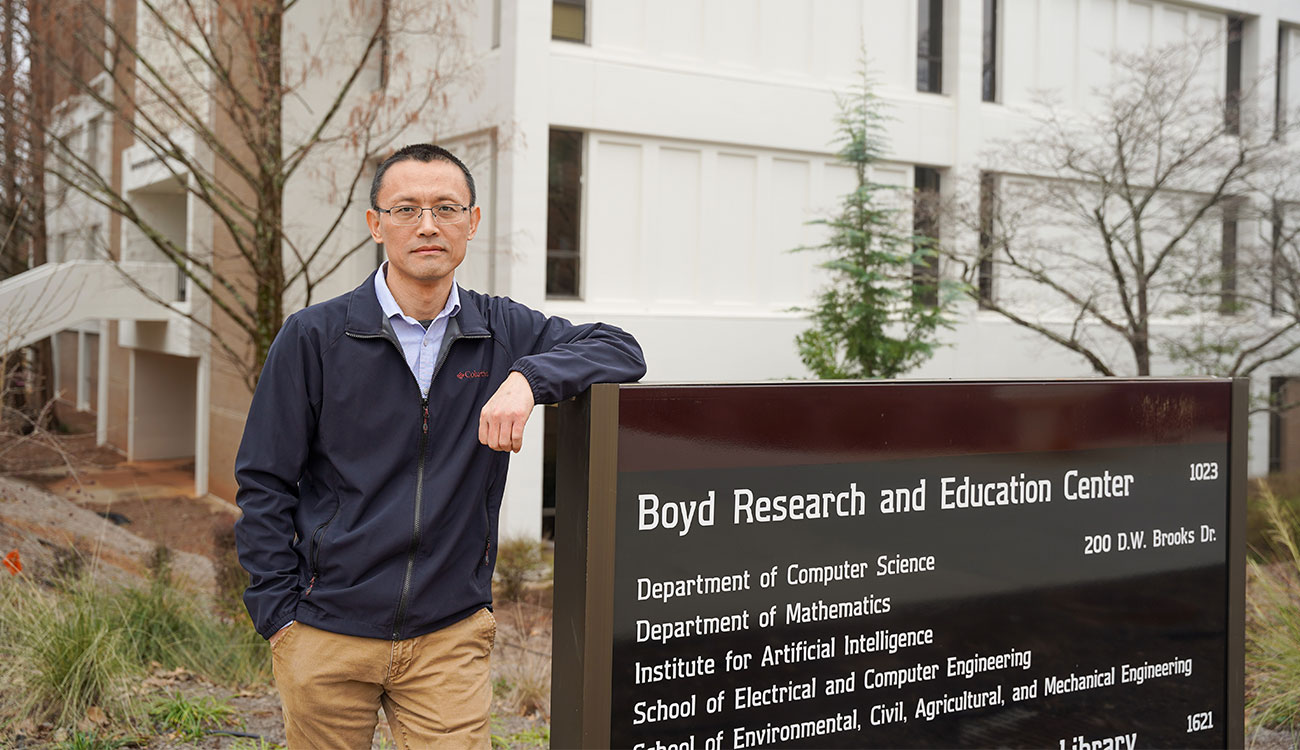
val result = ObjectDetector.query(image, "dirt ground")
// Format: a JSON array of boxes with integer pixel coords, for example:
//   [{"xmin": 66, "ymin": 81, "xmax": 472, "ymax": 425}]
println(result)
[{"xmin": 0, "ymin": 432, "xmax": 551, "ymax": 749}]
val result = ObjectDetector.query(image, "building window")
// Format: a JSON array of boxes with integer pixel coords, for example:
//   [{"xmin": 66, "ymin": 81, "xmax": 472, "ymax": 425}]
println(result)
[
  {"xmin": 982, "ymin": 0, "xmax": 998, "ymax": 102},
  {"xmin": 1271, "ymin": 201, "xmax": 1283, "ymax": 315},
  {"xmin": 917, "ymin": 0, "xmax": 943, "ymax": 93},
  {"xmin": 913, "ymin": 167, "xmax": 941, "ymax": 306},
  {"xmin": 1271, "ymin": 376, "xmax": 1284, "ymax": 473},
  {"xmin": 378, "ymin": 0, "xmax": 390, "ymax": 89},
  {"xmin": 1277, "ymin": 27, "xmax": 1290, "ymax": 139},
  {"xmin": 547, "ymin": 128, "xmax": 583, "ymax": 298},
  {"xmin": 977, "ymin": 172, "xmax": 997, "ymax": 308},
  {"xmin": 1220, "ymin": 200, "xmax": 1239, "ymax": 314},
  {"xmin": 1226, "ymin": 16, "xmax": 1243, "ymax": 134},
  {"xmin": 86, "ymin": 116, "xmax": 101, "ymax": 171},
  {"xmin": 1271, "ymin": 200, "xmax": 1298, "ymax": 317},
  {"xmin": 552, "ymin": 0, "xmax": 586, "ymax": 43},
  {"xmin": 492, "ymin": 0, "xmax": 501, "ymax": 49}
]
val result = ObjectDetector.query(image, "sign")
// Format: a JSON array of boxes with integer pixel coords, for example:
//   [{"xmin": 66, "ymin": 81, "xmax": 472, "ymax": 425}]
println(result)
[{"xmin": 552, "ymin": 380, "xmax": 1245, "ymax": 749}]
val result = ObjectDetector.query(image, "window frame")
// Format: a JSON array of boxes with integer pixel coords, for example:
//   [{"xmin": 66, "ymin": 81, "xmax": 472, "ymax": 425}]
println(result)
[
  {"xmin": 912, "ymin": 166, "xmax": 942, "ymax": 307},
  {"xmin": 916, "ymin": 0, "xmax": 944, "ymax": 94},
  {"xmin": 552, "ymin": 0, "xmax": 588, "ymax": 44},
  {"xmin": 1226, "ymin": 16, "xmax": 1244, "ymax": 135},
  {"xmin": 1220, "ymin": 198, "xmax": 1240, "ymax": 315},
  {"xmin": 981, "ymin": 0, "xmax": 999, "ymax": 103},
  {"xmin": 546, "ymin": 127, "xmax": 585, "ymax": 300},
  {"xmin": 977, "ymin": 172, "xmax": 998, "ymax": 308}
]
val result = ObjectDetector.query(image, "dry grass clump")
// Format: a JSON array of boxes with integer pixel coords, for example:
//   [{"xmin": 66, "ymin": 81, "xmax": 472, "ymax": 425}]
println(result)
[
  {"xmin": 491, "ymin": 593, "xmax": 553, "ymax": 722},
  {"xmin": 489, "ymin": 536, "xmax": 553, "ymax": 720},
  {"xmin": 0, "ymin": 544, "xmax": 269, "ymax": 732},
  {"xmin": 1247, "ymin": 484, "xmax": 1300, "ymax": 730}
]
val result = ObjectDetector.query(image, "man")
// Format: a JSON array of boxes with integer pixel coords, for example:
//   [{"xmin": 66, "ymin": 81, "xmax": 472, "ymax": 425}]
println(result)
[{"xmin": 234, "ymin": 143, "xmax": 645, "ymax": 748}]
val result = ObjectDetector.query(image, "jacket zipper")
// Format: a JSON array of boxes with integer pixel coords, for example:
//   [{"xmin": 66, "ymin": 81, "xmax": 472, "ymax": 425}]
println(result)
[
  {"xmin": 390, "ymin": 395, "xmax": 430, "ymax": 639},
  {"xmin": 304, "ymin": 501, "xmax": 341, "ymax": 597},
  {"xmin": 386, "ymin": 328, "xmax": 491, "ymax": 640},
  {"xmin": 480, "ymin": 473, "xmax": 500, "ymax": 569}
]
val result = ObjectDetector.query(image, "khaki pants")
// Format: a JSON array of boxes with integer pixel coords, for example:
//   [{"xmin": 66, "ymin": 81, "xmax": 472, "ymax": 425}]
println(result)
[{"xmin": 271, "ymin": 609, "xmax": 496, "ymax": 749}]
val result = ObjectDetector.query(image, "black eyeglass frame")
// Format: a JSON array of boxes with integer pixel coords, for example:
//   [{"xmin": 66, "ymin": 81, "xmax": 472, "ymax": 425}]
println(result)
[{"xmin": 376, "ymin": 203, "xmax": 472, "ymax": 225}]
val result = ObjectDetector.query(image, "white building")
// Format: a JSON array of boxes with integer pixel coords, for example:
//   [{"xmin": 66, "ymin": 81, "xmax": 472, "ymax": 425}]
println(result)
[{"xmin": 33, "ymin": 0, "xmax": 1300, "ymax": 537}]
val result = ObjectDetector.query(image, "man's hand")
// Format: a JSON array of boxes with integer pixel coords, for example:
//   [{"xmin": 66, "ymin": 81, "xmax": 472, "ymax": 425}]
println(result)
[{"xmin": 479, "ymin": 371, "xmax": 536, "ymax": 453}]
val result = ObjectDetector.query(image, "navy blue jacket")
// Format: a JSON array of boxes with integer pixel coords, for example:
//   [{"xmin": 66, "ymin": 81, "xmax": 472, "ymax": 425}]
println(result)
[{"xmin": 234, "ymin": 273, "xmax": 645, "ymax": 640}]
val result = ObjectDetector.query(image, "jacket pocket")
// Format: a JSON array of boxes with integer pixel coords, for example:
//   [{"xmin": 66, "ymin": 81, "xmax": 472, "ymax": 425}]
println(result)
[
  {"xmin": 476, "ymin": 473, "xmax": 501, "ymax": 588},
  {"xmin": 304, "ymin": 499, "xmax": 341, "ymax": 597}
]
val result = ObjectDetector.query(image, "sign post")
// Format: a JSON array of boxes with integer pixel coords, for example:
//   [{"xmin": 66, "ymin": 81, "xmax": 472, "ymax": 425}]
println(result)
[{"xmin": 553, "ymin": 380, "xmax": 1246, "ymax": 749}]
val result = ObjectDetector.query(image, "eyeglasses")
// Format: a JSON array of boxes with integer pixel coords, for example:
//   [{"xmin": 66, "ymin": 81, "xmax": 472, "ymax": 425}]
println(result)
[{"xmin": 377, "ymin": 204, "xmax": 471, "ymax": 226}]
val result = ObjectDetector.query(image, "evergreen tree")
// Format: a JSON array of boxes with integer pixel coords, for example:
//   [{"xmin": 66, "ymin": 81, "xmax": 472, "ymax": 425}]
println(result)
[{"xmin": 796, "ymin": 71, "xmax": 949, "ymax": 379}]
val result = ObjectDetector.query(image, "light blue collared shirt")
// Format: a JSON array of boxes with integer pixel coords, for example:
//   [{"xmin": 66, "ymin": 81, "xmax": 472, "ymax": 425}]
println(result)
[{"xmin": 374, "ymin": 262, "xmax": 461, "ymax": 398}]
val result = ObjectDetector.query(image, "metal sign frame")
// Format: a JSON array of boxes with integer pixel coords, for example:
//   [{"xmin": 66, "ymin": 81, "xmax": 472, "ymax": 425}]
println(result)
[{"xmin": 552, "ymin": 379, "xmax": 1246, "ymax": 749}]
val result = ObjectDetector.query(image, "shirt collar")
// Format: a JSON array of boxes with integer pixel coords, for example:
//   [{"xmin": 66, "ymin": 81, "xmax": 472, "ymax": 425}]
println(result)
[{"xmin": 375, "ymin": 260, "xmax": 461, "ymax": 322}]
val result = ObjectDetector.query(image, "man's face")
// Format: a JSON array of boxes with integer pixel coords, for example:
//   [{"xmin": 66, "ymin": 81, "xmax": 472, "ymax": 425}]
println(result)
[{"xmin": 366, "ymin": 159, "xmax": 480, "ymax": 289}]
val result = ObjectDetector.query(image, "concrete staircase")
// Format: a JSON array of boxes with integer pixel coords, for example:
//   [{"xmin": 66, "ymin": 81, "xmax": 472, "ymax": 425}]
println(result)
[{"xmin": 0, "ymin": 260, "xmax": 176, "ymax": 353}]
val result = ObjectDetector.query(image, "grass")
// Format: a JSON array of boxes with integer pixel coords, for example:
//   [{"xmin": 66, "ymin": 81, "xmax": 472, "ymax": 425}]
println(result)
[
  {"xmin": 0, "ymin": 578, "xmax": 137, "ymax": 726},
  {"xmin": 490, "ymin": 716, "xmax": 549, "ymax": 750},
  {"xmin": 1247, "ymin": 483, "xmax": 1300, "ymax": 729},
  {"xmin": 1248, "ymin": 476, "xmax": 1300, "ymax": 561},
  {"xmin": 148, "ymin": 692, "xmax": 236, "ymax": 741},
  {"xmin": 117, "ymin": 575, "xmax": 269, "ymax": 686},
  {"xmin": 0, "ymin": 548, "xmax": 270, "ymax": 731},
  {"xmin": 229, "ymin": 739, "xmax": 286, "ymax": 750},
  {"xmin": 51, "ymin": 730, "xmax": 137, "ymax": 749}
]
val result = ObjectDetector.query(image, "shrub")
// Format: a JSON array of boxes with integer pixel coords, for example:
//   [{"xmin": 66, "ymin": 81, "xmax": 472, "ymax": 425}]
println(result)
[{"xmin": 493, "ymin": 537, "xmax": 549, "ymax": 602}]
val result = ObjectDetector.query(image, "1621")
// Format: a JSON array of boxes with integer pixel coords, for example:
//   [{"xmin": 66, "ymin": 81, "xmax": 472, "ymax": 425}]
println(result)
[{"xmin": 1186, "ymin": 711, "xmax": 1213, "ymax": 732}]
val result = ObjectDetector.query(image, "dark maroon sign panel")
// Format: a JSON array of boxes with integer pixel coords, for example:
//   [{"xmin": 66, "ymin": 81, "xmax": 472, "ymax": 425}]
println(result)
[{"xmin": 602, "ymin": 380, "xmax": 1242, "ymax": 749}]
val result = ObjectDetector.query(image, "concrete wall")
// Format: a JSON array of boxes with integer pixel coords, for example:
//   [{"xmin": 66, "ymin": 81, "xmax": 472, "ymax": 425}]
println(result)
[
  {"xmin": 129, "ymin": 349, "xmax": 196, "ymax": 460},
  {"xmin": 107, "ymin": 321, "xmax": 130, "ymax": 449}
]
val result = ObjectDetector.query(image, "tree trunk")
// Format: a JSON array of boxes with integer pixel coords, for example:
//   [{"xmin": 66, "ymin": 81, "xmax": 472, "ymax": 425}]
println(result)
[
  {"xmin": 252, "ymin": 0, "xmax": 285, "ymax": 383},
  {"xmin": 25, "ymin": 0, "xmax": 58, "ymax": 428}
]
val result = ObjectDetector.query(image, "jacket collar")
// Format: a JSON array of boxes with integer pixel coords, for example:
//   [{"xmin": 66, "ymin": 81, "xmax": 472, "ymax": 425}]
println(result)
[{"xmin": 345, "ymin": 269, "xmax": 488, "ymax": 337}]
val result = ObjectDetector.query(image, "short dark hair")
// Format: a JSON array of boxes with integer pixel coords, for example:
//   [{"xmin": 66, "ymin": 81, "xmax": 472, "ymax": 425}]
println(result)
[{"xmin": 369, "ymin": 144, "xmax": 476, "ymax": 209}]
